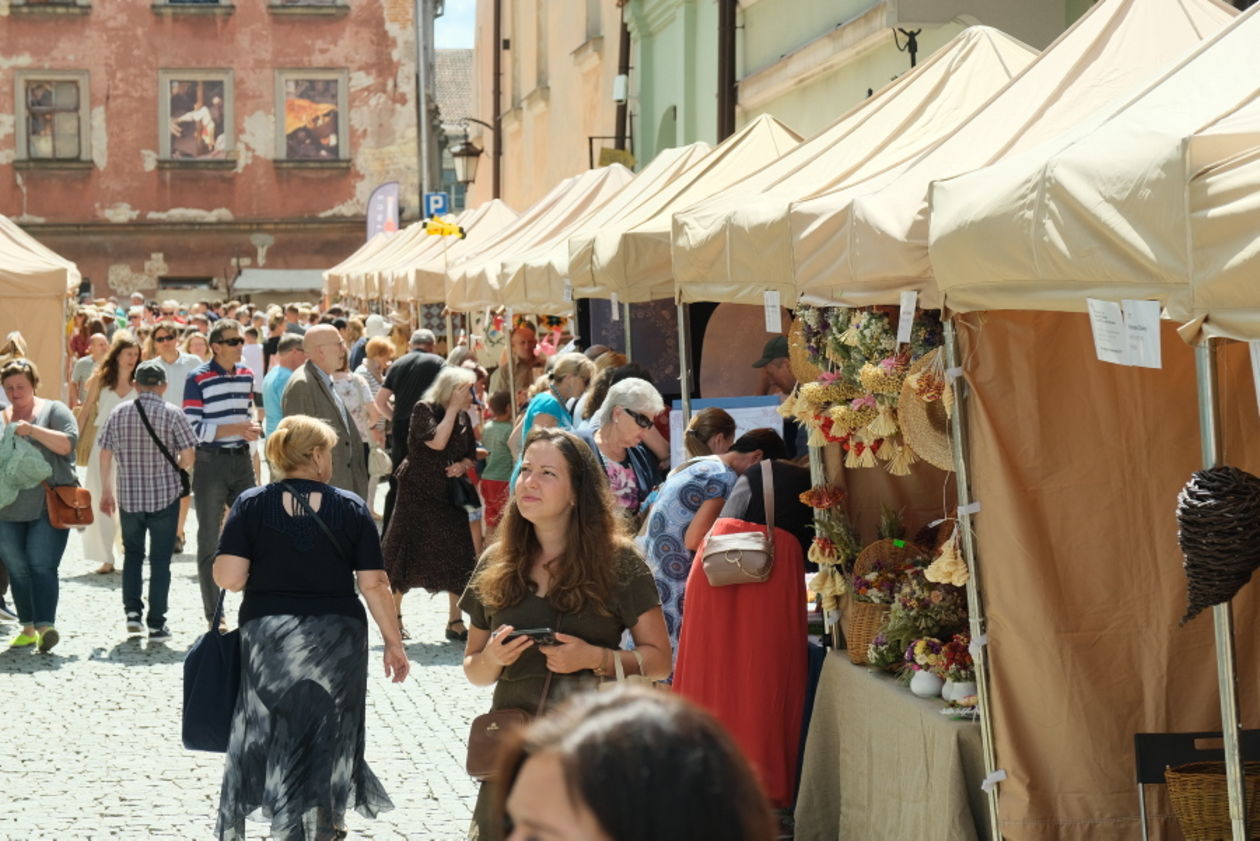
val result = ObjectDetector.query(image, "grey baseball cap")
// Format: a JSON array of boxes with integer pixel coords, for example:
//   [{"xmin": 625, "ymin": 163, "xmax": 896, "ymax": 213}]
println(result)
[{"xmin": 135, "ymin": 360, "xmax": 167, "ymax": 386}]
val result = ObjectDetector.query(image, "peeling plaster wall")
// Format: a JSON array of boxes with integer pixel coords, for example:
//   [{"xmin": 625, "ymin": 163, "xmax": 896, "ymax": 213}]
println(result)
[{"xmin": 0, "ymin": 2, "xmax": 418, "ymax": 297}]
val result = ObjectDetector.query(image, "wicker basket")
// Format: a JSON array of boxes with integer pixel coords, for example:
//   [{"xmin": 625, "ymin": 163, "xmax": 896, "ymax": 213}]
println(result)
[
  {"xmin": 854, "ymin": 538, "xmax": 927, "ymax": 576},
  {"xmin": 841, "ymin": 599, "xmax": 891, "ymax": 665},
  {"xmin": 1166, "ymin": 761, "xmax": 1260, "ymax": 841}
]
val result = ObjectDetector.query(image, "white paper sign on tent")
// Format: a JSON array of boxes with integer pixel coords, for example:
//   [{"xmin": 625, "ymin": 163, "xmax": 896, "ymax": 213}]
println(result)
[
  {"xmin": 1087, "ymin": 298, "xmax": 1127, "ymax": 365},
  {"xmin": 1122, "ymin": 299, "xmax": 1161, "ymax": 369},
  {"xmin": 763, "ymin": 290, "xmax": 782, "ymax": 333},
  {"xmin": 897, "ymin": 291, "xmax": 918, "ymax": 344}
]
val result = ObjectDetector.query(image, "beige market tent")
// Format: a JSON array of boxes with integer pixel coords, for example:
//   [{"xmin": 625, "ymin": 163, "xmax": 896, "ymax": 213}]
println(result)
[
  {"xmin": 498, "ymin": 142, "xmax": 711, "ymax": 313},
  {"xmin": 408, "ymin": 199, "xmax": 519, "ymax": 303},
  {"xmin": 931, "ymin": 3, "xmax": 1260, "ymax": 332},
  {"xmin": 0, "ymin": 215, "xmax": 79, "ymax": 391},
  {"xmin": 324, "ymin": 229, "xmax": 402, "ymax": 302},
  {"xmin": 435, "ymin": 165, "xmax": 634, "ymax": 311},
  {"xmin": 578, "ymin": 113, "xmax": 802, "ymax": 304},
  {"xmin": 790, "ymin": 0, "xmax": 1236, "ymax": 309},
  {"xmin": 669, "ymin": 26, "xmax": 1037, "ymax": 308},
  {"xmin": 354, "ymin": 213, "xmax": 472, "ymax": 303}
]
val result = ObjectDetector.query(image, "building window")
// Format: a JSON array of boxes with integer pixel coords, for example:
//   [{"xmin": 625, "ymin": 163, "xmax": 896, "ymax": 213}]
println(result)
[
  {"xmin": 159, "ymin": 276, "xmax": 214, "ymax": 289},
  {"xmin": 585, "ymin": 0, "xmax": 600, "ymax": 40},
  {"xmin": 276, "ymin": 70, "xmax": 348, "ymax": 160},
  {"xmin": 16, "ymin": 71, "xmax": 90, "ymax": 162},
  {"xmin": 159, "ymin": 71, "xmax": 233, "ymax": 160}
]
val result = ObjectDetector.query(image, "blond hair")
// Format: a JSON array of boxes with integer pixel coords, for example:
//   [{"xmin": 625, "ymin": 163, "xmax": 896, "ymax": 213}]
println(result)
[
  {"xmin": 550, "ymin": 352, "xmax": 595, "ymax": 386},
  {"xmin": 265, "ymin": 415, "xmax": 337, "ymax": 479},
  {"xmin": 422, "ymin": 364, "xmax": 477, "ymax": 406}
]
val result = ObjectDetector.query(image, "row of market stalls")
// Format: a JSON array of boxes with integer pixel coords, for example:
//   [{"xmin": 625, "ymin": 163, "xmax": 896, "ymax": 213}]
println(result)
[
  {"xmin": 0, "ymin": 215, "xmax": 80, "ymax": 389},
  {"xmin": 325, "ymin": 0, "xmax": 1260, "ymax": 837}
]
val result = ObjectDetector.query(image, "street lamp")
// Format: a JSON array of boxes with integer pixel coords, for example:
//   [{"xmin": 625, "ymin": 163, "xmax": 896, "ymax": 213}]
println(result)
[{"xmin": 450, "ymin": 139, "xmax": 483, "ymax": 187}]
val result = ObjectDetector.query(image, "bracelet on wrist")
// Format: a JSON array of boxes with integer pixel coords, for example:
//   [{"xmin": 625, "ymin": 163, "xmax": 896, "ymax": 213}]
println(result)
[{"xmin": 593, "ymin": 647, "xmax": 613, "ymax": 677}]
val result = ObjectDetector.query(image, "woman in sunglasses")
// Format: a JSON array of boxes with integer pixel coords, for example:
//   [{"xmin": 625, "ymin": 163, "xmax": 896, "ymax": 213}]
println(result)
[{"xmin": 575, "ymin": 378, "xmax": 664, "ymax": 523}]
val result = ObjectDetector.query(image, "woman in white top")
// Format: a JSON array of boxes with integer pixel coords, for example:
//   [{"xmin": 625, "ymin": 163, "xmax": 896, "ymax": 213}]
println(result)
[{"xmin": 77, "ymin": 332, "xmax": 140, "ymax": 574}]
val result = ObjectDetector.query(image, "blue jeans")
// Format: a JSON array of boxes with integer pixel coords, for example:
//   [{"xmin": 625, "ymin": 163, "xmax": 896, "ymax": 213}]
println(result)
[
  {"xmin": 0, "ymin": 517, "xmax": 70, "ymax": 628},
  {"xmin": 119, "ymin": 500, "xmax": 179, "ymax": 629}
]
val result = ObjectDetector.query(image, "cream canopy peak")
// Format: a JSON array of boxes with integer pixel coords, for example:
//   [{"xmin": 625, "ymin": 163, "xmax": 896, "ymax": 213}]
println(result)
[
  {"xmin": 669, "ymin": 25, "xmax": 1037, "ymax": 307},
  {"xmin": 791, "ymin": 0, "xmax": 1237, "ymax": 309}
]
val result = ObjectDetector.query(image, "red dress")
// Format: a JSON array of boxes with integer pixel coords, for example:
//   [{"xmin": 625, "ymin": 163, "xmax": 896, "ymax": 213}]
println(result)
[{"xmin": 672, "ymin": 518, "xmax": 808, "ymax": 807}]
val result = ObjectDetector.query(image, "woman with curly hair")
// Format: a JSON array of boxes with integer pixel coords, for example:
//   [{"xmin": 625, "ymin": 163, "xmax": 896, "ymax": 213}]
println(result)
[
  {"xmin": 459, "ymin": 427, "xmax": 671, "ymax": 841},
  {"xmin": 77, "ymin": 331, "xmax": 140, "ymax": 574}
]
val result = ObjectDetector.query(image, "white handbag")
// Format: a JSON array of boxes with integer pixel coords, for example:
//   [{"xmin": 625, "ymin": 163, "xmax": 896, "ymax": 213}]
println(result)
[{"xmin": 699, "ymin": 459, "xmax": 775, "ymax": 587}]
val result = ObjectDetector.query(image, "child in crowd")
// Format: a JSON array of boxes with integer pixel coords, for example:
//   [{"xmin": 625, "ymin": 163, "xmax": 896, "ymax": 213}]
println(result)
[{"xmin": 478, "ymin": 391, "xmax": 513, "ymax": 531}]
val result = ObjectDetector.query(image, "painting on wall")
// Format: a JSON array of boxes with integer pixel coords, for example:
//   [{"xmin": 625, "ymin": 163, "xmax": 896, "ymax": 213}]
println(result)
[
  {"xmin": 283, "ymin": 78, "xmax": 341, "ymax": 160},
  {"xmin": 168, "ymin": 79, "xmax": 226, "ymax": 159}
]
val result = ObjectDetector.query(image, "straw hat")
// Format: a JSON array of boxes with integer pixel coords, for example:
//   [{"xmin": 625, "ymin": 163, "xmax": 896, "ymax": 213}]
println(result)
[
  {"xmin": 897, "ymin": 348, "xmax": 954, "ymax": 472},
  {"xmin": 788, "ymin": 316, "xmax": 822, "ymax": 384}
]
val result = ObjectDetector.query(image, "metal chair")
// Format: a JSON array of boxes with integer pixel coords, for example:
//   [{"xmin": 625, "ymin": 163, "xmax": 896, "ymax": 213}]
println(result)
[{"xmin": 1133, "ymin": 730, "xmax": 1260, "ymax": 841}]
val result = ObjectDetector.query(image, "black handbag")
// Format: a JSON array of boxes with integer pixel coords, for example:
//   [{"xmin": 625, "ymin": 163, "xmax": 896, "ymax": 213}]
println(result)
[
  {"xmin": 447, "ymin": 474, "xmax": 482, "ymax": 512},
  {"xmin": 182, "ymin": 590, "xmax": 241, "ymax": 752},
  {"xmin": 135, "ymin": 398, "xmax": 191, "ymax": 498}
]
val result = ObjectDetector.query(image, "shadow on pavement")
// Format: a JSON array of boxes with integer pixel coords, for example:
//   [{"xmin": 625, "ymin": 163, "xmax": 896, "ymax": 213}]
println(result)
[
  {"xmin": 0, "ymin": 648, "xmax": 82, "ymax": 672},
  {"xmin": 89, "ymin": 639, "xmax": 188, "ymax": 665}
]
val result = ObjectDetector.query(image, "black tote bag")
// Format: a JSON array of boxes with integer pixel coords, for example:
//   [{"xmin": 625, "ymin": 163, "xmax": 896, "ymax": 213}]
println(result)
[{"xmin": 182, "ymin": 590, "xmax": 241, "ymax": 752}]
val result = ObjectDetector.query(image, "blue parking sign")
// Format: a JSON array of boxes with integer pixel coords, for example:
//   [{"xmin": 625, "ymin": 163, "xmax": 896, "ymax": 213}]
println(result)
[{"xmin": 424, "ymin": 191, "xmax": 449, "ymax": 217}]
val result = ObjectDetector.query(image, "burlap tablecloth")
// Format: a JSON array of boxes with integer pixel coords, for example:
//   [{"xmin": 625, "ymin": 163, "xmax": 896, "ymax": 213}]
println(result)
[{"xmin": 794, "ymin": 651, "xmax": 990, "ymax": 841}]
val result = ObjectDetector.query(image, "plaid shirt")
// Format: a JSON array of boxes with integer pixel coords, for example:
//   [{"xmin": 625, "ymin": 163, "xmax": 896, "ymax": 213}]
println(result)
[{"xmin": 98, "ymin": 391, "xmax": 198, "ymax": 513}]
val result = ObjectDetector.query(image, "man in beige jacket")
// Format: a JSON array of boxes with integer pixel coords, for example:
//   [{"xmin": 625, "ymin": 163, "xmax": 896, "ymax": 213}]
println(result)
[{"xmin": 281, "ymin": 324, "xmax": 369, "ymax": 500}]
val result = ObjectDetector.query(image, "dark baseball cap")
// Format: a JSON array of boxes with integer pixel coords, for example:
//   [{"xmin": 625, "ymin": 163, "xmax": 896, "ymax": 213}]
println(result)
[
  {"xmin": 135, "ymin": 360, "xmax": 168, "ymax": 386},
  {"xmin": 752, "ymin": 335, "xmax": 789, "ymax": 368}
]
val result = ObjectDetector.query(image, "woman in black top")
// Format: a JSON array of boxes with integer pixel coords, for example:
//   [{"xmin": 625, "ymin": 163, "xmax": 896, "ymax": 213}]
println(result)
[{"xmin": 213, "ymin": 415, "xmax": 408, "ymax": 841}]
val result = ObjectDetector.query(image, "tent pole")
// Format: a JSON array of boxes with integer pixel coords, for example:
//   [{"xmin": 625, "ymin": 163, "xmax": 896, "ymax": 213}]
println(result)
[
  {"xmin": 623, "ymin": 302, "xmax": 633, "ymax": 360},
  {"xmin": 506, "ymin": 308, "xmax": 518, "ymax": 423},
  {"xmin": 445, "ymin": 310, "xmax": 454, "ymax": 354},
  {"xmin": 676, "ymin": 301, "xmax": 692, "ymax": 424},
  {"xmin": 1195, "ymin": 339, "xmax": 1248, "ymax": 841},
  {"xmin": 944, "ymin": 318, "xmax": 1001, "ymax": 840}
]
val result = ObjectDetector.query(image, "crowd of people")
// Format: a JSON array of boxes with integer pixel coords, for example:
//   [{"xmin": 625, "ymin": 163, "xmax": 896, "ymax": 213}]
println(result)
[{"xmin": 0, "ymin": 293, "xmax": 819, "ymax": 840}]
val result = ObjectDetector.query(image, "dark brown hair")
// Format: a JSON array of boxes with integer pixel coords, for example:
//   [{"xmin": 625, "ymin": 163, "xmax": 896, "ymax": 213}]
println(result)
[
  {"xmin": 494, "ymin": 687, "xmax": 777, "ymax": 841},
  {"xmin": 93, "ymin": 331, "xmax": 141, "ymax": 391},
  {"xmin": 470, "ymin": 427, "xmax": 626, "ymax": 615},
  {"xmin": 0, "ymin": 357, "xmax": 40, "ymax": 390}
]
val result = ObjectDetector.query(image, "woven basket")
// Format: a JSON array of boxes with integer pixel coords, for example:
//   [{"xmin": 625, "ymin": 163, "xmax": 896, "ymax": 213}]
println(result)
[
  {"xmin": 842, "ymin": 599, "xmax": 891, "ymax": 665},
  {"xmin": 1166, "ymin": 761, "xmax": 1260, "ymax": 841},
  {"xmin": 854, "ymin": 538, "xmax": 928, "ymax": 576}
]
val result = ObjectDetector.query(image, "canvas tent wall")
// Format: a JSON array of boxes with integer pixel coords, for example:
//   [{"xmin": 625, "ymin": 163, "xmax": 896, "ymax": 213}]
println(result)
[
  {"xmin": 0, "ymin": 216, "xmax": 79, "ymax": 395},
  {"xmin": 669, "ymin": 26, "xmax": 1037, "ymax": 308},
  {"xmin": 408, "ymin": 199, "xmax": 518, "ymax": 303},
  {"xmin": 789, "ymin": 0, "xmax": 1237, "ymax": 309}
]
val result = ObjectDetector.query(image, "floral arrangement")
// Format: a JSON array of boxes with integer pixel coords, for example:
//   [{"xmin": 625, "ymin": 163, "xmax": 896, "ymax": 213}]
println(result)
[
  {"xmin": 850, "ymin": 562, "xmax": 906, "ymax": 605},
  {"xmin": 940, "ymin": 633, "xmax": 974, "ymax": 682},
  {"xmin": 904, "ymin": 637, "xmax": 945, "ymax": 675},
  {"xmin": 893, "ymin": 568, "xmax": 968, "ymax": 634},
  {"xmin": 800, "ymin": 484, "xmax": 846, "ymax": 510},
  {"xmin": 788, "ymin": 305, "xmax": 944, "ymax": 476}
]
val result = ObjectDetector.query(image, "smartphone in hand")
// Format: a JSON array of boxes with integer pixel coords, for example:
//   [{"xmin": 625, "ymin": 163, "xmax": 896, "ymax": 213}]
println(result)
[{"xmin": 504, "ymin": 627, "xmax": 558, "ymax": 647}]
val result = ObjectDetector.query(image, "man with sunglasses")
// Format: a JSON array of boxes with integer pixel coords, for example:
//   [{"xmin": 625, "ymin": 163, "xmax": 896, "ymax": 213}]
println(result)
[
  {"xmin": 150, "ymin": 320, "xmax": 205, "ymax": 553},
  {"xmin": 183, "ymin": 319, "xmax": 261, "ymax": 627}
]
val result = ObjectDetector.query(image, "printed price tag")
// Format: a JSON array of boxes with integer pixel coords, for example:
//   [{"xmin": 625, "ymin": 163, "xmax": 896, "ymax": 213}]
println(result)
[
  {"xmin": 1122, "ymin": 299, "xmax": 1161, "ymax": 369},
  {"xmin": 764, "ymin": 290, "xmax": 782, "ymax": 333},
  {"xmin": 610, "ymin": 293, "xmax": 620, "ymax": 321},
  {"xmin": 897, "ymin": 290, "xmax": 918, "ymax": 344},
  {"xmin": 1086, "ymin": 298, "xmax": 1126, "ymax": 365},
  {"xmin": 892, "ymin": 539, "xmax": 906, "ymax": 548}
]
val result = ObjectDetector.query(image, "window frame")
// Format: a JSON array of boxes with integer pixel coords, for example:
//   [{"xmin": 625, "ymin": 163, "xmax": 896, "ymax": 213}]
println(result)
[
  {"xmin": 274, "ymin": 69, "xmax": 350, "ymax": 163},
  {"xmin": 158, "ymin": 69, "xmax": 235, "ymax": 162},
  {"xmin": 15, "ymin": 70, "xmax": 91, "ymax": 163}
]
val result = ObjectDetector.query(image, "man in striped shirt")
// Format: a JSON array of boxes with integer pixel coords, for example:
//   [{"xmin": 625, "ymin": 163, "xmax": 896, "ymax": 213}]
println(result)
[{"xmin": 183, "ymin": 318, "xmax": 261, "ymax": 627}]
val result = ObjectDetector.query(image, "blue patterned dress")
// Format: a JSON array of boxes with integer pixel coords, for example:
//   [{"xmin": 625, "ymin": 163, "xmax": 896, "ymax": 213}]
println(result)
[{"xmin": 642, "ymin": 457, "xmax": 737, "ymax": 662}]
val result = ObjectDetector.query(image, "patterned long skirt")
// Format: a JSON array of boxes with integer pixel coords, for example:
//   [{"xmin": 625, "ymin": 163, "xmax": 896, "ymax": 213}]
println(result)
[{"xmin": 216, "ymin": 614, "xmax": 393, "ymax": 841}]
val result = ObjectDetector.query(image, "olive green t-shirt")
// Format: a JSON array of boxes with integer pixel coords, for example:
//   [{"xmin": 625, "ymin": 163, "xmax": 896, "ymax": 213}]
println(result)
[{"xmin": 459, "ymin": 543, "xmax": 661, "ymax": 713}]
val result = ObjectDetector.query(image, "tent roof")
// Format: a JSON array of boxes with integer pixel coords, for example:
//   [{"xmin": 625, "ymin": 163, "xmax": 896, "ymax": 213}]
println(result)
[
  {"xmin": 791, "ymin": 0, "xmax": 1237, "ymax": 308},
  {"xmin": 670, "ymin": 26, "xmax": 1037, "ymax": 306},
  {"xmin": 446, "ymin": 164, "xmax": 635, "ymax": 311},
  {"xmin": 580, "ymin": 113, "xmax": 803, "ymax": 303},
  {"xmin": 324, "ymin": 229, "xmax": 398, "ymax": 300},
  {"xmin": 0, "ymin": 215, "xmax": 80, "ymax": 297},
  {"xmin": 410, "ymin": 199, "xmax": 519, "ymax": 303},
  {"xmin": 498, "ymin": 142, "xmax": 711, "ymax": 313},
  {"xmin": 932, "ymin": 4, "xmax": 1260, "ymax": 334},
  {"xmin": 235, "ymin": 268, "xmax": 324, "ymax": 292}
]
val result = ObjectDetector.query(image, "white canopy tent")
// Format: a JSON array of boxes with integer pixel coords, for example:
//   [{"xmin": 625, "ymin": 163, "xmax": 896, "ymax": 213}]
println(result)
[
  {"xmin": 0, "ymin": 215, "xmax": 79, "ymax": 391},
  {"xmin": 669, "ymin": 26, "xmax": 1037, "ymax": 307}
]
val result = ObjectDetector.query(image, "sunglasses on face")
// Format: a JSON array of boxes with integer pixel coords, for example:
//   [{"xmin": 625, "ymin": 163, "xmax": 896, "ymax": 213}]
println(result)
[
  {"xmin": 623, "ymin": 407, "xmax": 654, "ymax": 429},
  {"xmin": 154, "ymin": 334, "xmax": 176, "ymax": 343},
  {"xmin": 214, "ymin": 338, "xmax": 245, "ymax": 347}
]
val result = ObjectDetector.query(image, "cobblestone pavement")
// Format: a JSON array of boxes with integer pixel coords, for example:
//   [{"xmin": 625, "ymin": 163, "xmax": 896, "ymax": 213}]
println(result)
[{"xmin": 3, "ymin": 482, "xmax": 486, "ymax": 840}]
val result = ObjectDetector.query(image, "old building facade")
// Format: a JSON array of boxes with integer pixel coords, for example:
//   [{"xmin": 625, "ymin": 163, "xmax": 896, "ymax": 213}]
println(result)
[{"xmin": 0, "ymin": 0, "xmax": 419, "ymax": 300}]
